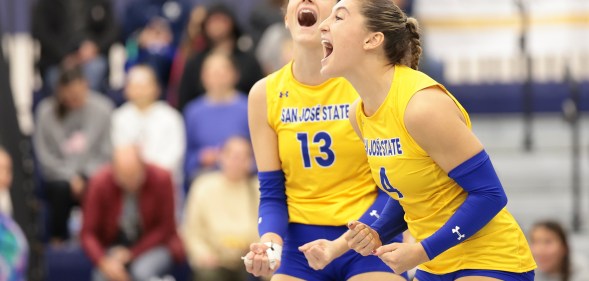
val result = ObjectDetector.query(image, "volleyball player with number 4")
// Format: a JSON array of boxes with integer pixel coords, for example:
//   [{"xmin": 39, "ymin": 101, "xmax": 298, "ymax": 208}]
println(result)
[{"xmin": 318, "ymin": 0, "xmax": 537, "ymax": 280}]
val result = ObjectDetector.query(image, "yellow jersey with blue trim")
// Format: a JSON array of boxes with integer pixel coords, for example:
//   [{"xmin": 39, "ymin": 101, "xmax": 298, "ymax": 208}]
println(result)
[
  {"xmin": 355, "ymin": 65, "xmax": 536, "ymax": 274},
  {"xmin": 265, "ymin": 61, "xmax": 378, "ymax": 226}
]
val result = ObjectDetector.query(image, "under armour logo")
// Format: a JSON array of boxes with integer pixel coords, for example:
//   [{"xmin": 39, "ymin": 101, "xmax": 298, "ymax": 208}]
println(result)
[
  {"xmin": 452, "ymin": 226, "xmax": 466, "ymax": 241},
  {"xmin": 279, "ymin": 91, "xmax": 289, "ymax": 98},
  {"xmin": 369, "ymin": 210, "xmax": 380, "ymax": 219}
]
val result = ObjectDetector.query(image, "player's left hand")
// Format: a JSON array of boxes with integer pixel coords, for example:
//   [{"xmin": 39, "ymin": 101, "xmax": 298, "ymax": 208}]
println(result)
[
  {"xmin": 374, "ymin": 242, "xmax": 430, "ymax": 274},
  {"xmin": 298, "ymin": 239, "xmax": 336, "ymax": 270}
]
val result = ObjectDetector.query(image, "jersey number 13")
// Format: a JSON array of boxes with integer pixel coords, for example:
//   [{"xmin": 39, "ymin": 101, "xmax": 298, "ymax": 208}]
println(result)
[{"xmin": 296, "ymin": 132, "xmax": 335, "ymax": 168}]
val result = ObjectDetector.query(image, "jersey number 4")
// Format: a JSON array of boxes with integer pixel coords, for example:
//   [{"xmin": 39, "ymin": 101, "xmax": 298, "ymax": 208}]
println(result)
[
  {"xmin": 296, "ymin": 132, "xmax": 335, "ymax": 168},
  {"xmin": 380, "ymin": 167, "xmax": 404, "ymax": 198}
]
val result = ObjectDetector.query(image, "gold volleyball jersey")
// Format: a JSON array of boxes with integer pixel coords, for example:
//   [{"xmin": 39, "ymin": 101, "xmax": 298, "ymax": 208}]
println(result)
[
  {"xmin": 355, "ymin": 65, "xmax": 536, "ymax": 274},
  {"xmin": 265, "ymin": 61, "xmax": 377, "ymax": 226}
]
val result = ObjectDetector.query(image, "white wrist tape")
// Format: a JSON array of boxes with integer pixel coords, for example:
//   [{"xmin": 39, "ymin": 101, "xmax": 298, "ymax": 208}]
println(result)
[
  {"xmin": 241, "ymin": 256, "xmax": 253, "ymax": 266},
  {"xmin": 264, "ymin": 241, "xmax": 282, "ymax": 270}
]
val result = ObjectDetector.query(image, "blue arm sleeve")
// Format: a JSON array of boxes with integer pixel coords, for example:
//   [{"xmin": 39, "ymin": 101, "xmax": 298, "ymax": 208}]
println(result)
[
  {"xmin": 420, "ymin": 150, "xmax": 508, "ymax": 260},
  {"xmin": 357, "ymin": 189, "xmax": 389, "ymax": 225},
  {"xmin": 257, "ymin": 170, "xmax": 289, "ymax": 239},
  {"xmin": 370, "ymin": 197, "xmax": 407, "ymax": 244}
]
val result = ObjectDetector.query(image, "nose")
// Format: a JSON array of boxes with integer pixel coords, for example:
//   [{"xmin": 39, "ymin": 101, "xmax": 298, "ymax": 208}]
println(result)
[{"xmin": 319, "ymin": 17, "xmax": 329, "ymax": 32}]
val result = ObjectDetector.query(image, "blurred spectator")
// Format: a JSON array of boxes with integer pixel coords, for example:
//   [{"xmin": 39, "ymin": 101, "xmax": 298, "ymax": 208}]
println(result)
[
  {"xmin": 167, "ymin": 5, "xmax": 208, "ymax": 107},
  {"xmin": 181, "ymin": 136, "xmax": 258, "ymax": 281},
  {"xmin": 199, "ymin": 0, "xmax": 260, "ymax": 32},
  {"xmin": 125, "ymin": 17, "xmax": 175, "ymax": 93},
  {"xmin": 255, "ymin": 23, "xmax": 292, "ymax": 75},
  {"xmin": 177, "ymin": 4, "xmax": 263, "ymax": 111},
  {"xmin": 0, "ymin": 147, "xmax": 28, "ymax": 281},
  {"xmin": 122, "ymin": 0, "xmax": 192, "ymax": 94},
  {"xmin": 111, "ymin": 65, "xmax": 185, "ymax": 201},
  {"xmin": 530, "ymin": 220, "xmax": 589, "ymax": 281},
  {"xmin": 81, "ymin": 145, "xmax": 185, "ymax": 281},
  {"xmin": 123, "ymin": 0, "xmax": 191, "ymax": 47},
  {"xmin": 33, "ymin": 66, "xmax": 113, "ymax": 244},
  {"xmin": 248, "ymin": 0, "xmax": 284, "ymax": 46},
  {"xmin": 32, "ymin": 0, "xmax": 118, "ymax": 92},
  {"xmin": 183, "ymin": 52, "xmax": 249, "ymax": 191}
]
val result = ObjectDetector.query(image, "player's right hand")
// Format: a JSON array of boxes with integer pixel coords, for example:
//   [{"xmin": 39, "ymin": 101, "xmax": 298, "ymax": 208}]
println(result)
[
  {"xmin": 299, "ymin": 239, "xmax": 336, "ymax": 270},
  {"xmin": 345, "ymin": 221, "xmax": 382, "ymax": 256},
  {"xmin": 243, "ymin": 242, "xmax": 281, "ymax": 277}
]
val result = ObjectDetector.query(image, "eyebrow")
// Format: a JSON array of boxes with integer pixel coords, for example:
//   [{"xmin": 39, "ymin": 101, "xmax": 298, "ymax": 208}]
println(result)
[{"xmin": 332, "ymin": 6, "xmax": 350, "ymax": 14}]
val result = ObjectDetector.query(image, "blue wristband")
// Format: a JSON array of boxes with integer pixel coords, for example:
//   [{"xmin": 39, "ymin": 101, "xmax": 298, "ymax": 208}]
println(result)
[
  {"xmin": 421, "ymin": 150, "xmax": 507, "ymax": 259},
  {"xmin": 257, "ymin": 170, "xmax": 289, "ymax": 239}
]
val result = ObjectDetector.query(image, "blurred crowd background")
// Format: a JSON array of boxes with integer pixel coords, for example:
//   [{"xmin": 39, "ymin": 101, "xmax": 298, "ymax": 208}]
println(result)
[{"xmin": 0, "ymin": 0, "xmax": 588, "ymax": 280}]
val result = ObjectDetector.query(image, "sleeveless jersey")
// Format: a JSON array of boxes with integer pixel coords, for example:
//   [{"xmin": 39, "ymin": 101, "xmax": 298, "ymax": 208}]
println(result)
[
  {"xmin": 266, "ymin": 61, "xmax": 377, "ymax": 226},
  {"xmin": 355, "ymin": 65, "xmax": 536, "ymax": 274}
]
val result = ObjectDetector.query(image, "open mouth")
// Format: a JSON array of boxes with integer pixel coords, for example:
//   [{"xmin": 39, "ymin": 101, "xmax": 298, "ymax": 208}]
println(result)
[
  {"xmin": 322, "ymin": 40, "xmax": 333, "ymax": 59},
  {"xmin": 298, "ymin": 8, "xmax": 318, "ymax": 27}
]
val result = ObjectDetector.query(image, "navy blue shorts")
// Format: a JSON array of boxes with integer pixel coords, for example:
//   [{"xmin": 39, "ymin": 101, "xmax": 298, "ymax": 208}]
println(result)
[
  {"xmin": 415, "ymin": 269, "xmax": 535, "ymax": 281},
  {"xmin": 276, "ymin": 223, "xmax": 408, "ymax": 281}
]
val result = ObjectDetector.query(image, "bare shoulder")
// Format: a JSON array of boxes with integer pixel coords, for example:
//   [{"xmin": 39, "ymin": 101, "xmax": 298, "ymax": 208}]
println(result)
[
  {"xmin": 248, "ymin": 77, "xmax": 270, "ymax": 126},
  {"xmin": 404, "ymin": 86, "xmax": 464, "ymax": 131},
  {"xmin": 248, "ymin": 77, "xmax": 269, "ymax": 108}
]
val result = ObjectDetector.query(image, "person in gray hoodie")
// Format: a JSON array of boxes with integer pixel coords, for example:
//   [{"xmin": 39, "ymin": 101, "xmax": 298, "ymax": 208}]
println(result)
[{"xmin": 34, "ymin": 65, "xmax": 113, "ymax": 244}]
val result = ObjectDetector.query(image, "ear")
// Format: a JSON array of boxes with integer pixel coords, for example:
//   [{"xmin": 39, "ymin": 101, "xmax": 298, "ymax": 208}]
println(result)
[
  {"xmin": 363, "ymin": 32, "xmax": 384, "ymax": 51},
  {"xmin": 284, "ymin": 15, "xmax": 290, "ymax": 30}
]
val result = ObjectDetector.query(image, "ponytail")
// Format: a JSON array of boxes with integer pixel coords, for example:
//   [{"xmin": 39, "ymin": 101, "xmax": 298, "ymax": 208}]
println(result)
[{"xmin": 405, "ymin": 17, "xmax": 422, "ymax": 70}]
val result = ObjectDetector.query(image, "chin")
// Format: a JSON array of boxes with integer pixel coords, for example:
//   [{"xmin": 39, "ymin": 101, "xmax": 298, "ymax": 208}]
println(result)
[
  {"xmin": 293, "ymin": 33, "xmax": 320, "ymax": 46},
  {"xmin": 319, "ymin": 66, "xmax": 331, "ymax": 77},
  {"xmin": 320, "ymin": 63, "xmax": 340, "ymax": 78}
]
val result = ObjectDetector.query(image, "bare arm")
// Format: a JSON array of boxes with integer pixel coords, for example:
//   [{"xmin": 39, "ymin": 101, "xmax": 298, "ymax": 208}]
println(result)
[
  {"xmin": 248, "ymin": 77, "xmax": 284, "ymax": 246},
  {"xmin": 244, "ymin": 78, "xmax": 286, "ymax": 277}
]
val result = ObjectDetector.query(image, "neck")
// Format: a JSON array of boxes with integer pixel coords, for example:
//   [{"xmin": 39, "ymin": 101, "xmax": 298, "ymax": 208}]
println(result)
[
  {"xmin": 212, "ymin": 39, "xmax": 235, "ymax": 55},
  {"xmin": 346, "ymin": 59, "xmax": 395, "ymax": 116},
  {"xmin": 225, "ymin": 175, "xmax": 246, "ymax": 184},
  {"xmin": 208, "ymin": 89, "xmax": 237, "ymax": 103},
  {"xmin": 135, "ymin": 101, "xmax": 155, "ymax": 112},
  {"xmin": 291, "ymin": 44, "xmax": 329, "ymax": 86}
]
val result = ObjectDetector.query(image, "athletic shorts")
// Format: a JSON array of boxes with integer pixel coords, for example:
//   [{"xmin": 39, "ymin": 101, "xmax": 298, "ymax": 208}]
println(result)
[
  {"xmin": 415, "ymin": 269, "xmax": 535, "ymax": 281},
  {"xmin": 276, "ymin": 223, "xmax": 408, "ymax": 281}
]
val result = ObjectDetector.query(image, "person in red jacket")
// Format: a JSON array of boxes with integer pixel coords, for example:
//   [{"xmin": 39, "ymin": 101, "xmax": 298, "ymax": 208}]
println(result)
[{"xmin": 81, "ymin": 145, "xmax": 184, "ymax": 281}]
